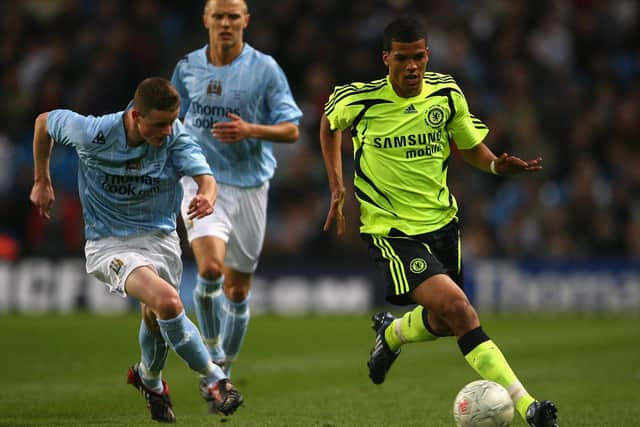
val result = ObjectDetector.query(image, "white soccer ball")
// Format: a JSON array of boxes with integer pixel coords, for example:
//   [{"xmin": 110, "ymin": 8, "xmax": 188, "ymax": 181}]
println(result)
[{"xmin": 453, "ymin": 380, "xmax": 515, "ymax": 427}]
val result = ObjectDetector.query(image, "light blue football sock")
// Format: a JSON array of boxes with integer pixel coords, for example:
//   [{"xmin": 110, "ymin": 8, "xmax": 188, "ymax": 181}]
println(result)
[
  {"xmin": 156, "ymin": 310, "xmax": 225, "ymax": 384},
  {"xmin": 193, "ymin": 275, "xmax": 226, "ymax": 362},
  {"xmin": 138, "ymin": 319, "xmax": 169, "ymax": 394},
  {"xmin": 221, "ymin": 293, "xmax": 250, "ymax": 376}
]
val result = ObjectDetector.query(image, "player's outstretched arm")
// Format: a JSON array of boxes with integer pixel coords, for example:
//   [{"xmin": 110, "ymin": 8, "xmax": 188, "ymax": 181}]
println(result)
[
  {"xmin": 212, "ymin": 112, "xmax": 299, "ymax": 144},
  {"xmin": 188, "ymin": 174, "xmax": 217, "ymax": 219},
  {"xmin": 30, "ymin": 112, "xmax": 55, "ymax": 220},
  {"xmin": 458, "ymin": 142, "xmax": 543, "ymax": 176},
  {"xmin": 319, "ymin": 114, "xmax": 346, "ymax": 236}
]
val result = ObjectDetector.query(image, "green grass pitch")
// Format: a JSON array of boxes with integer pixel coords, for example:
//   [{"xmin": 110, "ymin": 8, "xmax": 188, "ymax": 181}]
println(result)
[{"xmin": 0, "ymin": 312, "xmax": 638, "ymax": 426}]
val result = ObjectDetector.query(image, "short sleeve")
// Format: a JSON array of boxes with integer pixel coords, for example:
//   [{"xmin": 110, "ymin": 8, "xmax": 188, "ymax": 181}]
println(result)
[
  {"xmin": 448, "ymin": 89, "xmax": 489, "ymax": 150},
  {"xmin": 169, "ymin": 121, "xmax": 213, "ymax": 177},
  {"xmin": 323, "ymin": 84, "xmax": 365, "ymax": 131},
  {"xmin": 47, "ymin": 109, "xmax": 93, "ymax": 148}
]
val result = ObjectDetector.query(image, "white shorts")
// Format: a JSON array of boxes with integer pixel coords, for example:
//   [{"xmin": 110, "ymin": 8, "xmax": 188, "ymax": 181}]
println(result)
[
  {"xmin": 85, "ymin": 230, "xmax": 183, "ymax": 297},
  {"xmin": 180, "ymin": 177, "xmax": 268, "ymax": 273}
]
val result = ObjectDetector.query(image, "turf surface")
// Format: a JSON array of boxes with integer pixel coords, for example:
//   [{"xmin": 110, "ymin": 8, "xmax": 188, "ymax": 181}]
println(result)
[{"xmin": 0, "ymin": 313, "xmax": 638, "ymax": 426}]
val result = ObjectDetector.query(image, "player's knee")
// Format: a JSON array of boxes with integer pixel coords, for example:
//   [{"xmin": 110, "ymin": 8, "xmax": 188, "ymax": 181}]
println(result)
[
  {"xmin": 198, "ymin": 259, "xmax": 224, "ymax": 280},
  {"xmin": 440, "ymin": 297, "xmax": 477, "ymax": 324},
  {"xmin": 225, "ymin": 285, "xmax": 249, "ymax": 302},
  {"xmin": 155, "ymin": 292, "xmax": 184, "ymax": 319}
]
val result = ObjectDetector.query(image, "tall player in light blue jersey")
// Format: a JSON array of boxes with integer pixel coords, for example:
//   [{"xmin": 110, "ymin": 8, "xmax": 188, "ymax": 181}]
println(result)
[
  {"xmin": 171, "ymin": 0, "xmax": 302, "ymax": 377},
  {"xmin": 30, "ymin": 77, "xmax": 244, "ymax": 422}
]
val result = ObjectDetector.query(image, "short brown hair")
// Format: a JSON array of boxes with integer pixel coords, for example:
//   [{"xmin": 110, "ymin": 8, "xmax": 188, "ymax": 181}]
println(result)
[
  {"xmin": 133, "ymin": 77, "xmax": 180, "ymax": 116},
  {"xmin": 204, "ymin": 0, "xmax": 249, "ymax": 14}
]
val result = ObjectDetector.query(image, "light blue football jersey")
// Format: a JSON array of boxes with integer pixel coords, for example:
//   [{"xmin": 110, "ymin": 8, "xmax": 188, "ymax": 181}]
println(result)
[
  {"xmin": 171, "ymin": 43, "xmax": 302, "ymax": 187},
  {"xmin": 47, "ymin": 109, "xmax": 213, "ymax": 240}
]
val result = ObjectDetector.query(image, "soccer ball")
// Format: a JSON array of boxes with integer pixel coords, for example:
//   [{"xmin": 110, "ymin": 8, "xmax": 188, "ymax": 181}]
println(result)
[{"xmin": 453, "ymin": 380, "xmax": 514, "ymax": 427}]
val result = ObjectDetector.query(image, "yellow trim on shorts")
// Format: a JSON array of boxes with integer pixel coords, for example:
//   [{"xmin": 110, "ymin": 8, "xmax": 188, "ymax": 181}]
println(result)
[{"xmin": 372, "ymin": 235, "xmax": 409, "ymax": 295}]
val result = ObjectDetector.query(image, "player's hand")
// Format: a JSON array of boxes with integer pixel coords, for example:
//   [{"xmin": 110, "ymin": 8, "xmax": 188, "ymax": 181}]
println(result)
[
  {"xmin": 494, "ymin": 153, "xmax": 543, "ymax": 176},
  {"xmin": 30, "ymin": 180, "xmax": 55, "ymax": 220},
  {"xmin": 323, "ymin": 187, "xmax": 346, "ymax": 237},
  {"xmin": 187, "ymin": 194, "xmax": 214, "ymax": 219},
  {"xmin": 212, "ymin": 112, "xmax": 252, "ymax": 143}
]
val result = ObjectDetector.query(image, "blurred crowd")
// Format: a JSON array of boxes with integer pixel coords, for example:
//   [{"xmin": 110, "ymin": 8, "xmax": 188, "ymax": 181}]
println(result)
[{"xmin": 1, "ymin": 0, "xmax": 639, "ymax": 262}]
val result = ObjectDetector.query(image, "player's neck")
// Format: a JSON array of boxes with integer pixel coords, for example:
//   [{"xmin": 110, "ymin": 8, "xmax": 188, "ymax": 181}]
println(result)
[
  {"xmin": 208, "ymin": 42, "xmax": 243, "ymax": 66},
  {"xmin": 123, "ymin": 110, "xmax": 145, "ymax": 147},
  {"xmin": 391, "ymin": 82, "xmax": 423, "ymax": 98}
]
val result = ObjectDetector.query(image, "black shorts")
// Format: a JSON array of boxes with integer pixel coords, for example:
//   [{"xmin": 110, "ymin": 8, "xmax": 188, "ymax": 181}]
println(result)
[{"xmin": 362, "ymin": 220, "xmax": 464, "ymax": 305}]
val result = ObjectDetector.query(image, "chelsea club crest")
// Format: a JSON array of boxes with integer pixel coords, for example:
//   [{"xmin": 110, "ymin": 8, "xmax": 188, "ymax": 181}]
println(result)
[{"xmin": 425, "ymin": 105, "xmax": 446, "ymax": 128}]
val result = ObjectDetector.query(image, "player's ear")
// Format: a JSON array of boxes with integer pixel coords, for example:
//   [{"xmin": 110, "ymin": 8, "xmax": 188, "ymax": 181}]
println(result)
[
  {"xmin": 131, "ymin": 108, "xmax": 141, "ymax": 121},
  {"xmin": 202, "ymin": 0, "xmax": 210, "ymax": 29},
  {"xmin": 382, "ymin": 51, "xmax": 389, "ymax": 67},
  {"xmin": 244, "ymin": 14, "xmax": 250, "ymax": 29}
]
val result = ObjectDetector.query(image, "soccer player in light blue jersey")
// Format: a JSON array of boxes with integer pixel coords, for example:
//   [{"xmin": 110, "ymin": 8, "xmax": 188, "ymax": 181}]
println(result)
[
  {"xmin": 30, "ymin": 77, "xmax": 243, "ymax": 422},
  {"xmin": 171, "ymin": 0, "xmax": 302, "ymax": 377}
]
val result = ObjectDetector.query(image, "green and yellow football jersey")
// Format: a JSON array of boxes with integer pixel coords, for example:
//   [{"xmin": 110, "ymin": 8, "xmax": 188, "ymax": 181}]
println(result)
[{"xmin": 324, "ymin": 72, "xmax": 488, "ymax": 236}]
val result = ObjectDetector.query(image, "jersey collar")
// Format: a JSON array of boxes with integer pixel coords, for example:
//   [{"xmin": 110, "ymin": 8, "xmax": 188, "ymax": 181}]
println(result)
[
  {"xmin": 384, "ymin": 75, "xmax": 429, "ymax": 101},
  {"xmin": 203, "ymin": 42, "xmax": 251, "ymax": 67}
]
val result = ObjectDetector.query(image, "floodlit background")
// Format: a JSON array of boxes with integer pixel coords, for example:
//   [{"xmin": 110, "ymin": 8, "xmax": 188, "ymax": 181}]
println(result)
[{"xmin": 0, "ymin": 0, "xmax": 639, "ymax": 313}]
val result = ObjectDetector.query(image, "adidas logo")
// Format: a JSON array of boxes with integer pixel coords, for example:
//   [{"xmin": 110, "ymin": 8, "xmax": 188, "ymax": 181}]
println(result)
[
  {"xmin": 373, "ymin": 337, "xmax": 383, "ymax": 354},
  {"xmin": 92, "ymin": 131, "xmax": 105, "ymax": 144},
  {"xmin": 404, "ymin": 104, "xmax": 418, "ymax": 114}
]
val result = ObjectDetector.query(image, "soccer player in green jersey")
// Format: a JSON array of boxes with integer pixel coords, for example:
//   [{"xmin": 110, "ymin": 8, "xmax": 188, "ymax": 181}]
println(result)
[{"xmin": 319, "ymin": 17, "xmax": 558, "ymax": 427}]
